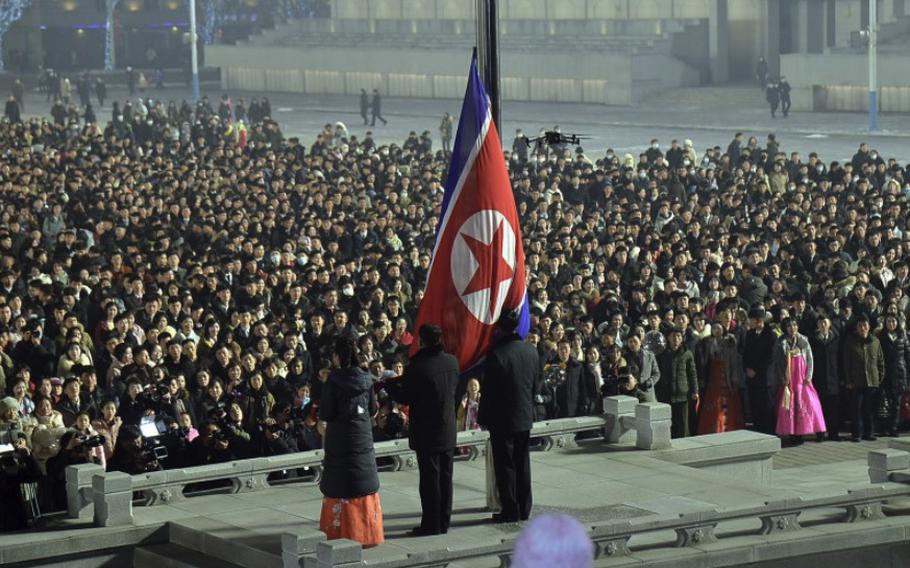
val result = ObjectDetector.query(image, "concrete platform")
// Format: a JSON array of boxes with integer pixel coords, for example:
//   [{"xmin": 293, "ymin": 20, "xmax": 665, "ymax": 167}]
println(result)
[{"xmin": 4, "ymin": 430, "xmax": 900, "ymax": 568}]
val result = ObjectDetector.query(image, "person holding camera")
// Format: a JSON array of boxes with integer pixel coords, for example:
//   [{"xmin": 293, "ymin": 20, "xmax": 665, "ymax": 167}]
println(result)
[
  {"xmin": 45, "ymin": 429, "xmax": 104, "ymax": 510},
  {"xmin": 108, "ymin": 425, "xmax": 162, "ymax": 474},
  {"xmin": 0, "ymin": 428, "xmax": 42, "ymax": 531},
  {"xmin": 11, "ymin": 320, "xmax": 55, "ymax": 380},
  {"xmin": 188, "ymin": 421, "xmax": 237, "ymax": 466},
  {"xmin": 70, "ymin": 411, "xmax": 107, "ymax": 470},
  {"xmin": 384, "ymin": 324, "xmax": 459, "ymax": 537},
  {"xmin": 256, "ymin": 401, "xmax": 302, "ymax": 457}
]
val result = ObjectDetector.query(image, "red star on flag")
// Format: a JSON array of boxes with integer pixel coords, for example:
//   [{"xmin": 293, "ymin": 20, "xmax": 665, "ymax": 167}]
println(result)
[{"xmin": 460, "ymin": 220, "xmax": 514, "ymax": 322}]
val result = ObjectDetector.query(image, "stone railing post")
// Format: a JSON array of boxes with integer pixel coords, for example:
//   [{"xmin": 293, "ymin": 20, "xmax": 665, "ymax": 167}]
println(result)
[
  {"xmin": 604, "ymin": 395, "xmax": 637, "ymax": 444},
  {"xmin": 282, "ymin": 529, "xmax": 326, "ymax": 568},
  {"xmin": 635, "ymin": 402, "xmax": 672, "ymax": 450},
  {"xmin": 485, "ymin": 438, "xmax": 500, "ymax": 512},
  {"xmin": 66, "ymin": 463, "xmax": 103, "ymax": 519},
  {"xmin": 868, "ymin": 448, "xmax": 909, "ymax": 483},
  {"xmin": 304, "ymin": 539, "xmax": 362, "ymax": 568},
  {"xmin": 92, "ymin": 471, "xmax": 133, "ymax": 527}
]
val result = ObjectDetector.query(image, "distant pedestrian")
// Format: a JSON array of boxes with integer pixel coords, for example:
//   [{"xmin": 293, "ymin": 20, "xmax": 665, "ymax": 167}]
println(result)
[
  {"xmin": 766, "ymin": 82, "xmax": 780, "ymax": 118},
  {"xmin": 756, "ymin": 56, "xmax": 769, "ymax": 89},
  {"xmin": 126, "ymin": 66, "xmax": 136, "ymax": 96},
  {"xmin": 95, "ymin": 77, "xmax": 106, "ymax": 107},
  {"xmin": 4, "ymin": 96, "xmax": 20, "ymax": 123},
  {"xmin": 370, "ymin": 89, "xmax": 387, "ymax": 126},
  {"xmin": 155, "ymin": 66, "xmax": 165, "ymax": 89},
  {"xmin": 11, "ymin": 78, "xmax": 23, "ymax": 112},
  {"xmin": 439, "ymin": 112, "xmax": 453, "ymax": 153},
  {"xmin": 359, "ymin": 89, "xmax": 369, "ymax": 125},
  {"xmin": 512, "ymin": 129, "xmax": 530, "ymax": 164},
  {"xmin": 779, "ymin": 77, "xmax": 792, "ymax": 117}
]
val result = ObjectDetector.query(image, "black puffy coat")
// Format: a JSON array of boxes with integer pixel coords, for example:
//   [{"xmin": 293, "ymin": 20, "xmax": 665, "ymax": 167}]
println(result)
[
  {"xmin": 386, "ymin": 346, "xmax": 459, "ymax": 453},
  {"xmin": 319, "ymin": 367, "xmax": 379, "ymax": 499},
  {"xmin": 879, "ymin": 330, "xmax": 910, "ymax": 392}
]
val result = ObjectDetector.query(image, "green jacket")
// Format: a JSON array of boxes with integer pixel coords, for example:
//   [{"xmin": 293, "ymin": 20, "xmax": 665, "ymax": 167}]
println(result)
[
  {"xmin": 656, "ymin": 347, "xmax": 698, "ymax": 404},
  {"xmin": 840, "ymin": 333, "xmax": 885, "ymax": 388}
]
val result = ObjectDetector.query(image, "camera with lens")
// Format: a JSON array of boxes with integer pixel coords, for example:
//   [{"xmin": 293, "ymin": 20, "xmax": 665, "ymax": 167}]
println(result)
[
  {"xmin": 76, "ymin": 434, "xmax": 106, "ymax": 450},
  {"xmin": 138, "ymin": 382, "xmax": 170, "ymax": 409},
  {"xmin": 207, "ymin": 401, "xmax": 230, "ymax": 429}
]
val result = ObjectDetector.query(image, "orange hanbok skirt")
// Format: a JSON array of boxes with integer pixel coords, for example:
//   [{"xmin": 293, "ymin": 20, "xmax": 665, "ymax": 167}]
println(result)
[{"xmin": 319, "ymin": 492, "xmax": 384, "ymax": 547}]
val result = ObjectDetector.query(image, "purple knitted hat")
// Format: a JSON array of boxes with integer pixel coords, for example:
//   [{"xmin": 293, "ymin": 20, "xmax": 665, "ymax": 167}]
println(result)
[{"xmin": 511, "ymin": 513, "xmax": 593, "ymax": 568}]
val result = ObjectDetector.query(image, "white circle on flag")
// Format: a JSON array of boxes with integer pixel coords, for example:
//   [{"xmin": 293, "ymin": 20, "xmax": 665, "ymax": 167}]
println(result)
[{"xmin": 450, "ymin": 209, "xmax": 517, "ymax": 325}]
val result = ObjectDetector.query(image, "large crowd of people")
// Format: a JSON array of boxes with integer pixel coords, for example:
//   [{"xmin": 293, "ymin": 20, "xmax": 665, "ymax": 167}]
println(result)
[{"xmin": 1, "ymin": 78, "xmax": 909, "ymax": 531}]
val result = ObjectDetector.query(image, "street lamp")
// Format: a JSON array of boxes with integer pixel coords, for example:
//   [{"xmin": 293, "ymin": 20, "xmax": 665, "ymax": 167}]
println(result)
[
  {"xmin": 188, "ymin": 0, "xmax": 200, "ymax": 101},
  {"xmin": 860, "ymin": 0, "xmax": 878, "ymax": 131}
]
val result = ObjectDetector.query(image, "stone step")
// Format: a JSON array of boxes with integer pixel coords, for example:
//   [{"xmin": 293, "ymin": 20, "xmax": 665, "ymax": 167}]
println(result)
[
  {"xmin": 134, "ymin": 543, "xmax": 248, "ymax": 568},
  {"xmin": 168, "ymin": 518, "xmax": 283, "ymax": 568}
]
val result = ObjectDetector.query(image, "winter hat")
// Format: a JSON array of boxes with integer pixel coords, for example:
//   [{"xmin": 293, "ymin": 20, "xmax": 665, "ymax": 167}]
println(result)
[
  {"xmin": 1, "ymin": 396, "xmax": 19, "ymax": 413},
  {"xmin": 511, "ymin": 513, "xmax": 593, "ymax": 568}
]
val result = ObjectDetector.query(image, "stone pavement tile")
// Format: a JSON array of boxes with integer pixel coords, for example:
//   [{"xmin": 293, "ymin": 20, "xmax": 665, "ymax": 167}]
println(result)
[
  {"xmin": 167, "ymin": 494, "xmax": 251, "ymax": 515},
  {"xmin": 207, "ymin": 507, "xmax": 315, "ymax": 532}
]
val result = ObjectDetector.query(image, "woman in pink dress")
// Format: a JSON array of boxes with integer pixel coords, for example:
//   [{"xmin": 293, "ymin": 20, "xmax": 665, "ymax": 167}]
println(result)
[{"xmin": 772, "ymin": 317, "xmax": 826, "ymax": 444}]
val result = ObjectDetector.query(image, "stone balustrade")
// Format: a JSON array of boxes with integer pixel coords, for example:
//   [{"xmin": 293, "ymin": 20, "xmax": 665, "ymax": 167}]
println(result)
[
  {"xmin": 66, "ymin": 399, "xmax": 672, "ymax": 526},
  {"xmin": 281, "ymin": 484, "xmax": 910, "ymax": 567}
]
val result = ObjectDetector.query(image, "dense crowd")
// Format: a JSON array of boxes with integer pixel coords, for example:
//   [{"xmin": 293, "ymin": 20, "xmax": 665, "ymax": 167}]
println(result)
[{"xmin": 1, "ymin": 81, "xmax": 909, "ymax": 530}]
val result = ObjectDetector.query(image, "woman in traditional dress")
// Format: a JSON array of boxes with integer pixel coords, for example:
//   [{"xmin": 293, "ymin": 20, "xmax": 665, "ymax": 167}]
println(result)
[
  {"xmin": 772, "ymin": 317, "xmax": 826, "ymax": 444},
  {"xmin": 318, "ymin": 337, "xmax": 384, "ymax": 547},
  {"xmin": 697, "ymin": 323, "xmax": 745, "ymax": 434}
]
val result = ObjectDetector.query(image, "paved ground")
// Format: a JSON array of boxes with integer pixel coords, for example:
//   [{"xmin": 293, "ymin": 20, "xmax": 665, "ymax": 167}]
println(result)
[
  {"xmin": 774, "ymin": 436, "xmax": 891, "ymax": 469},
  {"xmin": 15, "ymin": 83, "xmax": 910, "ymax": 164},
  {"xmin": 0, "ymin": 431, "xmax": 893, "ymax": 567}
]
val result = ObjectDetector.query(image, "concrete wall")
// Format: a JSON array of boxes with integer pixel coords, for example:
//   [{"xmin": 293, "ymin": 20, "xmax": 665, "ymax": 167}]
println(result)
[
  {"xmin": 331, "ymin": 0, "xmax": 714, "ymax": 20},
  {"xmin": 781, "ymin": 51, "xmax": 910, "ymax": 111},
  {"xmin": 207, "ymin": 43, "xmax": 697, "ymax": 105}
]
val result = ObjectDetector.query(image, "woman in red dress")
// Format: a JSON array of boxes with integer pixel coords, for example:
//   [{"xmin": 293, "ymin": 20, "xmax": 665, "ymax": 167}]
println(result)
[{"xmin": 697, "ymin": 323, "xmax": 745, "ymax": 434}]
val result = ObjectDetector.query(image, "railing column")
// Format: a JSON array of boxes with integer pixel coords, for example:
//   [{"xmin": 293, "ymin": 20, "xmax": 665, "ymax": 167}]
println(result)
[
  {"xmin": 868, "ymin": 448, "xmax": 909, "ymax": 483},
  {"xmin": 66, "ymin": 463, "xmax": 103, "ymax": 519},
  {"xmin": 635, "ymin": 402, "xmax": 672, "ymax": 450},
  {"xmin": 604, "ymin": 395, "xmax": 637, "ymax": 444},
  {"xmin": 92, "ymin": 471, "xmax": 133, "ymax": 527},
  {"xmin": 282, "ymin": 529, "xmax": 326, "ymax": 568}
]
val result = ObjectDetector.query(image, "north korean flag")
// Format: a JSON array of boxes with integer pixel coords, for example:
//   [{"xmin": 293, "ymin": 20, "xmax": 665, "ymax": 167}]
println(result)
[{"xmin": 411, "ymin": 55, "xmax": 530, "ymax": 371}]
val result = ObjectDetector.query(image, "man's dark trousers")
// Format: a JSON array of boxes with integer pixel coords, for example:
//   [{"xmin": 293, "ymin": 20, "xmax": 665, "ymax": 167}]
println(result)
[
  {"xmin": 490, "ymin": 429, "xmax": 531, "ymax": 521},
  {"xmin": 416, "ymin": 449, "xmax": 454, "ymax": 533},
  {"xmin": 852, "ymin": 386, "xmax": 880, "ymax": 439}
]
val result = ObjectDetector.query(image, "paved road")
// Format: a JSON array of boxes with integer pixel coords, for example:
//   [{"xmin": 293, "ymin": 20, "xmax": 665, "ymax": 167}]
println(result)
[{"xmin": 16, "ymin": 83, "xmax": 910, "ymax": 164}]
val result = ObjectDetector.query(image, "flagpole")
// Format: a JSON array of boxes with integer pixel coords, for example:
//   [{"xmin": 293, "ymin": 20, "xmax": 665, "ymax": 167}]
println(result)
[{"xmin": 476, "ymin": 0, "xmax": 501, "ymax": 133}]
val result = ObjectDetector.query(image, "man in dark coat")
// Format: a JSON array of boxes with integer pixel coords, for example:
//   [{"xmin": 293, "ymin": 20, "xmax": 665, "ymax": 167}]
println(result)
[
  {"xmin": 386, "ymin": 324, "xmax": 460, "ymax": 536},
  {"xmin": 359, "ymin": 89, "xmax": 369, "ymax": 125},
  {"xmin": 655, "ymin": 328, "xmax": 698, "ymax": 438},
  {"xmin": 544, "ymin": 339, "xmax": 588, "ymax": 417},
  {"xmin": 4, "ymin": 96, "xmax": 20, "ymax": 123},
  {"xmin": 766, "ymin": 82, "xmax": 780, "ymax": 118},
  {"xmin": 841, "ymin": 315, "xmax": 885, "ymax": 441},
  {"xmin": 742, "ymin": 307, "xmax": 777, "ymax": 434},
  {"xmin": 478, "ymin": 311, "xmax": 542, "ymax": 523},
  {"xmin": 370, "ymin": 89, "xmax": 387, "ymax": 126},
  {"xmin": 779, "ymin": 77, "xmax": 792, "ymax": 117},
  {"xmin": 809, "ymin": 316, "xmax": 842, "ymax": 439}
]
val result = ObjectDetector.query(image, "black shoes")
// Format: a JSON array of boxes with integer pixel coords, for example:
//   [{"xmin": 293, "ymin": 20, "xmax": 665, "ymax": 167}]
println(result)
[
  {"xmin": 409, "ymin": 526, "xmax": 446, "ymax": 537},
  {"xmin": 491, "ymin": 513, "xmax": 521, "ymax": 523}
]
